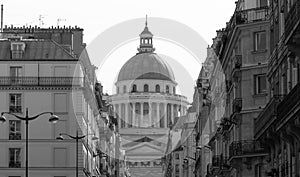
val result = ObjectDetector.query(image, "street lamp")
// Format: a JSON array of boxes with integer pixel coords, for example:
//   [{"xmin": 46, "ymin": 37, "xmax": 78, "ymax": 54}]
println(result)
[
  {"xmin": 0, "ymin": 108, "xmax": 59, "ymax": 177},
  {"xmin": 56, "ymin": 131, "xmax": 98, "ymax": 177}
]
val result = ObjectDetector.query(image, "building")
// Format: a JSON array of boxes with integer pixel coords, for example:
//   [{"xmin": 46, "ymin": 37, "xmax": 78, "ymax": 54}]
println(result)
[
  {"xmin": 194, "ymin": 45, "xmax": 223, "ymax": 177},
  {"xmin": 108, "ymin": 21, "xmax": 188, "ymax": 177},
  {"xmin": 206, "ymin": 0, "xmax": 271, "ymax": 176},
  {"xmin": 0, "ymin": 26, "xmax": 118, "ymax": 177},
  {"xmin": 254, "ymin": 0, "xmax": 300, "ymax": 176}
]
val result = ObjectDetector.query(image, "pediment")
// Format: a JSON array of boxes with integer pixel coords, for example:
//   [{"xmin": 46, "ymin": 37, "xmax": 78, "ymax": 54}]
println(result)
[{"xmin": 126, "ymin": 143, "xmax": 165, "ymax": 155}]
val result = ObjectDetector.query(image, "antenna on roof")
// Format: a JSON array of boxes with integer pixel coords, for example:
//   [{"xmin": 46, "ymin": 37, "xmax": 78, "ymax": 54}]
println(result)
[
  {"xmin": 39, "ymin": 15, "xmax": 46, "ymax": 27},
  {"xmin": 1, "ymin": 4, "xmax": 3, "ymax": 33},
  {"xmin": 57, "ymin": 18, "xmax": 66, "ymax": 26}
]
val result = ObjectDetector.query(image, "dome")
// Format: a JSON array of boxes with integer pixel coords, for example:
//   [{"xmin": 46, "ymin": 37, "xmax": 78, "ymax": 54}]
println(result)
[{"xmin": 117, "ymin": 53, "xmax": 175, "ymax": 82}]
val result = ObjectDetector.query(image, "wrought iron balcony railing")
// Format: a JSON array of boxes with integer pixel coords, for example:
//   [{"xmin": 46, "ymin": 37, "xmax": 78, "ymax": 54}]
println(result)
[
  {"xmin": 9, "ymin": 133, "xmax": 21, "ymax": 140},
  {"xmin": 0, "ymin": 77, "xmax": 84, "ymax": 86},
  {"xmin": 285, "ymin": 0, "xmax": 300, "ymax": 41},
  {"xmin": 9, "ymin": 106, "xmax": 22, "ymax": 113},
  {"xmin": 9, "ymin": 161, "xmax": 21, "ymax": 168},
  {"xmin": 254, "ymin": 95, "xmax": 284, "ymax": 137},
  {"xmin": 277, "ymin": 83, "xmax": 300, "ymax": 122},
  {"xmin": 220, "ymin": 6, "xmax": 269, "ymax": 58},
  {"xmin": 229, "ymin": 140, "xmax": 265, "ymax": 159},
  {"xmin": 236, "ymin": 6, "xmax": 269, "ymax": 24}
]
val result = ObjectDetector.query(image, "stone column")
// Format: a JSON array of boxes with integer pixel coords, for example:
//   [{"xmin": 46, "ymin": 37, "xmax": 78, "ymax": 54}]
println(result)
[
  {"xmin": 171, "ymin": 104, "xmax": 174, "ymax": 125},
  {"xmin": 125, "ymin": 103, "xmax": 128, "ymax": 128},
  {"xmin": 156, "ymin": 103, "xmax": 160, "ymax": 128},
  {"xmin": 164, "ymin": 103, "xmax": 167, "ymax": 128},
  {"xmin": 180, "ymin": 104, "xmax": 184, "ymax": 116},
  {"xmin": 133, "ymin": 102, "xmax": 136, "ymax": 127},
  {"xmin": 118, "ymin": 104, "xmax": 122, "ymax": 128},
  {"xmin": 149, "ymin": 102, "xmax": 152, "ymax": 127},
  {"xmin": 141, "ymin": 102, "xmax": 144, "ymax": 127}
]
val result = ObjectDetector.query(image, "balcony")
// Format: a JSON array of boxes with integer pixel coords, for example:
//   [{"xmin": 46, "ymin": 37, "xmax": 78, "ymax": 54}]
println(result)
[
  {"xmin": 220, "ymin": 7, "xmax": 269, "ymax": 56},
  {"xmin": 277, "ymin": 82, "xmax": 300, "ymax": 124},
  {"xmin": 236, "ymin": 6, "xmax": 269, "ymax": 24},
  {"xmin": 285, "ymin": 0, "xmax": 300, "ymax": 42},
  {"xmin": 9, "ymin": 133, "xmax": 21, "ymax": 140},
  {"xmin": 232, "ymin": 98, "xmax": 242, "ymax": 113},
  {"xmin": 0, "ymin": 76, "xmax": 84, "ymax": 87},
  {"xmin": 9, "ymin": 161, "xmax": 21, "ymax": 168},
  {"xmin": 254, "ymin": 95, "xmax": 284, "ymax": 138},
  {"xmin": 229, "ymin": 140, "xmax": 266, "ymax": 159}
]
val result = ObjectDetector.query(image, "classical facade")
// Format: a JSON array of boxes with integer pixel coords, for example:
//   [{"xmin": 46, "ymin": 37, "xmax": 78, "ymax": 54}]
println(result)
[{"xmin": 109, "ymin": 21, "xmax": 188, "ymax": 177}]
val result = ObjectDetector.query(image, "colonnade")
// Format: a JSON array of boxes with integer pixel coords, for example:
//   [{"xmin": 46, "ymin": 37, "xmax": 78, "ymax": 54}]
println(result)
[{"xmin": 113, "ymin": 102, "xmax": 186, "ymax": 128}]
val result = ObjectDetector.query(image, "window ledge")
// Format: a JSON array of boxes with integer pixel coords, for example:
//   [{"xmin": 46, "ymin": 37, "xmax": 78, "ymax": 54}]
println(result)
[
  {"xmin": 253, "ymin": 93, "xmax": 267, "ymax": 97},
  {"xmin": 251, "ymin": 49, "xmax": 267, "ymax": 54}
]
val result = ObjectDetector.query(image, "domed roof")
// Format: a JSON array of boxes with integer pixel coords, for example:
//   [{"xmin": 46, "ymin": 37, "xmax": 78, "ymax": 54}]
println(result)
[{"xmin": 117, "ymin": 53, "xmax": 175, "ymax": 82}]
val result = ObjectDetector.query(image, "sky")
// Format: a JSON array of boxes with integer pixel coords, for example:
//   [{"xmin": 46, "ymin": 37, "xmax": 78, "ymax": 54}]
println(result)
[{"xmin": 2, "ymin": 0, "xmax": 236, "ymax": 102}]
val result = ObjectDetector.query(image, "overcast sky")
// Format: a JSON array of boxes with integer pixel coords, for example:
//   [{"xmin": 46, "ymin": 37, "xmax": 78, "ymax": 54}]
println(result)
[{"xmin": 3, "ymin": 0, "xmax": 236, "ymax": 101}]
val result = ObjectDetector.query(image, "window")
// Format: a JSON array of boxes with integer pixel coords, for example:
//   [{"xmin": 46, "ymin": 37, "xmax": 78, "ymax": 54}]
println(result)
[
  {"xmin": 54, "ymin": 93, "xmax": 67, "ymax": 114},
  {"xmin": 123, "ymin": 85, "xmax": 127, "ymax": 93},
  {"xmin": 166, "ymin": 85, "xmax": 169, "ymax": 93},
  {"xmin": 143, "ymin": 103, "xmax": 149, "ymax": 115},
  {"xmin": 116, "ymin": 87, "xmax": 119, "ymax": 94},
  {"xmin": 254, "ymin": 31, "xmax": 266, "ymax": 51},
  {"xmin": 9, "ymin": 94, "xmax": 22, "ymax": 113},
  {"xmin": 175, "ymin": 153, "xmax": 179, "ymax": 159},
  {"xmin": 255, "ymin": 164, "xmax": 262, "ymax": 177},
  {"xmin": 255, "ymin": 74, "xmax": 267, "ymax": 94},
  {"xmin": 9, "ymin": 120, "xmax": 21, "ymax": 140},
  {"xmin": 173, "ymin": 87, "xmax": 176, "ymax": 94},
  {"xmin": 257, "ymin": 0, "xmax": 268, "ymax": 7},
  {"xmin": 11, "ymin": 42, "xmax": 25, "ymax": 59},
  {"xmin": 132, "ymin": 84, "xmax": 137, "ymax": 92},
  {"xmin": 175, "ymin": 164, "xmax": 180, "ymax": 172},
  {"xmin": 10, "ymin": 66, "xmax": 22, "ymax": 84},
  {"xmin": 155, "ymin": 85, "xmax": 160, "ymax": 92},
  {"xmin": 144, "ymin": 84, "xmax": 149, "ymax": 92},
  {"xmin": 9, "ymin": 148, "xmax": 21, "ymax": 168}
]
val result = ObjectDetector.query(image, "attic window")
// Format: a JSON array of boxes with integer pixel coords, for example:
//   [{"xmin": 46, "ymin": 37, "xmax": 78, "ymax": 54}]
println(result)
[{"xmin": 11, "ymin": 42, "xmax": 25, "ymax": 59}]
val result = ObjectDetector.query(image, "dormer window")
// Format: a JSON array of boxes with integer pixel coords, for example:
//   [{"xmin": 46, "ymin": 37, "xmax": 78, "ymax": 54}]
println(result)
[{"xmin": 11, "ymin": 42, "xmax": 25, "ymax": 59}]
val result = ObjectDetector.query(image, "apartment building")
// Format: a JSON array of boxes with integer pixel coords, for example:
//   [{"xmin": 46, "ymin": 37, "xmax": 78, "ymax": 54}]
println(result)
[{"xmin": 0, "ymin": 26, "xmax": 115, "ymax": 177}]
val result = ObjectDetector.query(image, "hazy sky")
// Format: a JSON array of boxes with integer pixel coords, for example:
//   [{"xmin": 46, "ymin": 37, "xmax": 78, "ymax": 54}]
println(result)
[{"xmin": 3, "ymin": 0, "xmax": 236, "ymax": 101}]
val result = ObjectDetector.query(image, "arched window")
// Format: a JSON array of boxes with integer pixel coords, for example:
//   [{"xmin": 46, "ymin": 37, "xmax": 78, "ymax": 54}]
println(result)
[
  {"xmin": 116, "ymin": 87, "xmax": 119, "ymax": 94},
  {"xmin": 166, "ymin": 85, "xmax": 169, "ymax": 93},
  {"xmin": 144, "ymin": 84, "xmax": 149, "ymax": 92},
  {"xmin": 132, "ymin": 84, "xmax": 137, "ymax": 92},
  {"xmin": 155, "ymin": 85, "xmax": 160, "ymax": 93},
  {"xmin": 123, "ymin": 85, "xmax": 127, "ymax": 93},
  {"xmin": 173, "ymin": 87, "xmax": 176, "ymax": 94}
]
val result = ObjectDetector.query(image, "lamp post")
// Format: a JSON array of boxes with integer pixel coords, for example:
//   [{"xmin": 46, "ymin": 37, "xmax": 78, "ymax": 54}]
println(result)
[
  {"xmin": 56, "ymin": 131, "xmax": 98, "ymax": 177},
  {"xmin": 0, "ymin": 108, "xmax": 59, "ymax": 177}
]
